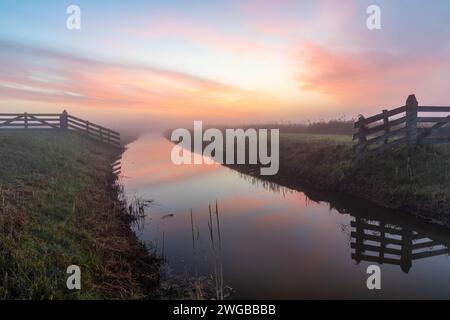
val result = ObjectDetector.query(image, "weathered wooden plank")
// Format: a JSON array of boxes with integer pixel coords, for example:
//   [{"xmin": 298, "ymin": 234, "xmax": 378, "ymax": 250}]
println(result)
[
  {"xmin": 351, "ymin": 223, "xmax": 423, "ymax": 239},
  {"xmin": 111, "ymin": 161, "xmax": 121, "ymax": 168},
  {"xmin": 417, "ymin": 117, "xmax": 450, "ymax": 123},
  {"xmin": 68, "ymin": 120, "xmax": 108, "ymax": 133},
  {"xmin": 51, "ymin": 115, "xmax": 120, "ymax": 136},
  {"xmin": 68, "ymin": 122, "xmax": 120, "ymax": 142},
  {"xmin": 412, "ymin": 240, "xmax": 440, "ymax": 250},
  {"xmin": 418, "ymin": 117, "xmax": 450, "ymax": 125},
  {"xmin": 67, "ymin": 117, "xmax": 89, "ymax": 130},
  {"xmin": 351, "ymin": 232, "xmax": 403, "ymax": 246},
  {"xmin": 0, "ymin": 113, "xmax": 61, "ymax": 117},
  {"xmin": 68, "ymin": 124, "xmax": 120, "ymax": 143},
  {"xmin": 350, "ymin": 242, "xmax": 402, "ymax": 255},
  {"xmin": 0, "ymin": 118, "xmax": 59, "ymax": 124},
  {"xmin": 79, "ymin": 121, "xmax": 119, "ymax": 138},
  {"xmin": 417, "ymin": 115, "xmax": 450, "ymax": 140},
  {"xmin": 68, "ymin": 115, "xmax": 120, "ymax": 136},
  {"xmin": 355, "ymin": 105, "xmax": 407, "ymax": 127},
  {"xmin": 68, "ymin": 119, "xmax": 88, "ymax": 129},
  {"xmin": 0, "ymin": 117, "xmax": 29, "ymax": 121},
  {"xmin": 351, "ymin": 253, "xmax": 402, "ymax": 265},
  {"xmin": 419, "ymin": 106, "xmax": 450, "ymax": 112},
  {"xmin": 68, "ymin": 123, "xmax": 96, "ymax": 135},
  {"xmin": 350, "ymin": 221, "xmax": 403, "ymax": 236},
  {"xmin": 412, "ymin": 248, "xmax": 450, "ymax": 260},
  {"xmin": 13, "ymin": 118, "xmax": 59, "ymax": 122},
  {"xmin": 0, "ymin": 124, "xmax": 62, "ymax": 128},
  {"xmin": 418, "ymin": 127, "xmax": 450, "ymax": 135},
  {"xmin": 0, "ymin": 123, "xmax": 32, "ymax": 127},
  {"xmin": 351, "ymin": 243, "xmax": 402, "ymax": 255},
  {"xmin": 0, "ymin": 115, "xmax": 24, "ymax": 127},
  {"xmin": 0, "ymin": 128, "xmax": 55, "ymax": 131},
  {"xmin": 364, "ymin": 127, "xmax": 407, "ymax": 147},
  {"xmin": 353, "ymin": 116, "xmax": 406, "ymax": 139},
  {"xmin": 30, "ymin": 113, "xmax": 61, "ymax": 116},
  {"xmin": 28, "ymin": 114, "xmax": 60, "ymax": 129},
  {"xmin": 67, "ymin": 115, "xmax": 86, "ymax": 123}
]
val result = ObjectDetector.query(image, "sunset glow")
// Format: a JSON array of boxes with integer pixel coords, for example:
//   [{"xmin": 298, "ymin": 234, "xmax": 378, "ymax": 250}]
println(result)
[
  {"xmin": 1, "ymin": 1, "xmax": 450, "ymax": 130},
  {"xmin": 3, "ymin": 1, "xmax": 450, "ymax": 302}
]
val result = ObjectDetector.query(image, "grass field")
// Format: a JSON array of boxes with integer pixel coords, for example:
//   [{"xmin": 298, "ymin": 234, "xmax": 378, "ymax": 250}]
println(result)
[
  {"xmin": 282, "ymin": 133, "xmax": 353, "ymax": 144},
  {"xmin": 0, "ymin": 131, "xmax": 159, "ymax": 299}
]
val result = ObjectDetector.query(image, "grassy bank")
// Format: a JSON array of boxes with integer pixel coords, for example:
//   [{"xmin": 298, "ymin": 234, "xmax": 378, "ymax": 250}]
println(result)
[
  {"xmin": 229, "ymin": 133, "xmax": 450, "ymax": 225},
  {"xmin": 0, "ymin": 131, "xmax": 159, "ymax": 299}
]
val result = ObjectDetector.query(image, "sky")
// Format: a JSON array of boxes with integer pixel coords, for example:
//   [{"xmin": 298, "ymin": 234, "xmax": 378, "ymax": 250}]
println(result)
[{"xmin": 0, "ymin": 0, "xmax": 449, "ymax": 131}]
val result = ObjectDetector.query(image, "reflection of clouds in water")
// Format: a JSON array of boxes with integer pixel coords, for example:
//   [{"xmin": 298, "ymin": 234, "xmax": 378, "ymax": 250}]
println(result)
[
  {"xmin": 122, "ymin": 133, "xmax": 221, "ymax": 189},
  {"xmin": 120, "ymin": 135, "xmax": 450, "ymax": 298}
]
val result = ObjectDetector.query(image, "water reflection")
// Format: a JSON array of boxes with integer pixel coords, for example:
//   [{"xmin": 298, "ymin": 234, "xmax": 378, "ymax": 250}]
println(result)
[
  {"xmin": 121, "ymin": 134, "xmax": 450, "ymax": 299},
  {"xmin": 111, "ymin": 154, "xmax": 122, "ymax": 175},
  {"xmin": 242, "ymin": 173, "xmax": 450, "ymax": 275},
  {"xmin": 351, "ymin": 217, "xmax": 450, "ymax": 273}
]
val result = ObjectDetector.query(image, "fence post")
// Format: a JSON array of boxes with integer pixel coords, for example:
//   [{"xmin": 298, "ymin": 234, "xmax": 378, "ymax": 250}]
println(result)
[
  {"xmin": 24, "ymin": 112, "xmax": 28, "ymax": 129},
  {"xmin": 382, "ymin": 109, "xmax": 390, "ymax": 145},
  {"xmin": 405, "ymin": 94, "xmax": 418, "ymax": 147},
  {"xmin": 60, "ymin": 110, "xmax": 68, "ymax": 130},
  {"xmin": 355, "ymin": 115, "xmax": 367, "ymax": 159}
]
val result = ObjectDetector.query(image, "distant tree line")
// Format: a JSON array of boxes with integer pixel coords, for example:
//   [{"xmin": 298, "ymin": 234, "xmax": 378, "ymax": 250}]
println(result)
[{"xmin": 236, "ymin": 118, "xmax": 355, "ymax": 135}]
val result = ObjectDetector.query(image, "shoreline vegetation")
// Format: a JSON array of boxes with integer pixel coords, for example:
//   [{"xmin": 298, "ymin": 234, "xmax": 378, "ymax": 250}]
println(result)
[
  {"xmin": 228, "ymin": 132, "xmax": 450, "ymax": 226},
  {"xmin": 0, "ymin": 131, "xmax": 159, "ymax": 299}
]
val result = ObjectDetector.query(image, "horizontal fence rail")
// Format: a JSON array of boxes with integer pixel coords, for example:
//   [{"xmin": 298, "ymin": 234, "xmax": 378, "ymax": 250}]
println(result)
[
  {"xmin": 0, "ymin": 111, "xmax": 120, "ymax": 147},
  {"xmin": 354, "ymin": 95, "xmax": 450, "ymax": 158}
]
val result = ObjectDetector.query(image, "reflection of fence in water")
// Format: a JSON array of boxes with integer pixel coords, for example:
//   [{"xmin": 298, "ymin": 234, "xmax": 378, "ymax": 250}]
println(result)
[
  {"xmin": 111, "ymin": 154, "xmax": 122, "ymax": 175},
  {"xmin": 351, "ymin": 217, "xmax": 450, "ymax": 273}
]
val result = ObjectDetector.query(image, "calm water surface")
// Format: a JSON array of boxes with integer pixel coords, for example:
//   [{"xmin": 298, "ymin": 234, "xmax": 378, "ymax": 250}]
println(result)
[{"xmin": 121, "ymin": 133, "xmax": 450, "ymax": 299}]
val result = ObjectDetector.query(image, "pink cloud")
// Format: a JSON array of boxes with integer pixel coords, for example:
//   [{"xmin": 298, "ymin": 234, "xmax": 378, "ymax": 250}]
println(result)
[
  {"xmin": 296, "ymin": 42, "xmax": 450, "ymax": 106},
  {"xmin": 0, "ymin": 40, "xmax": 278, "ymax": 124}
]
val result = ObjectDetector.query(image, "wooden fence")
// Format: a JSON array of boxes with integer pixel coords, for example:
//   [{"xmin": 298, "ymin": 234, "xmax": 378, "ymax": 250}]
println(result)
[
  {"xmin": 354, "ymin": 94, "xmax": 450, "ymax": 157},
  {"xmin": 351, "ymin": 216, "xmax": 450, "ymax": 273},
  {"xmin": 0, "ymin": 111, "xmax": 120, "ymax": 147}
]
